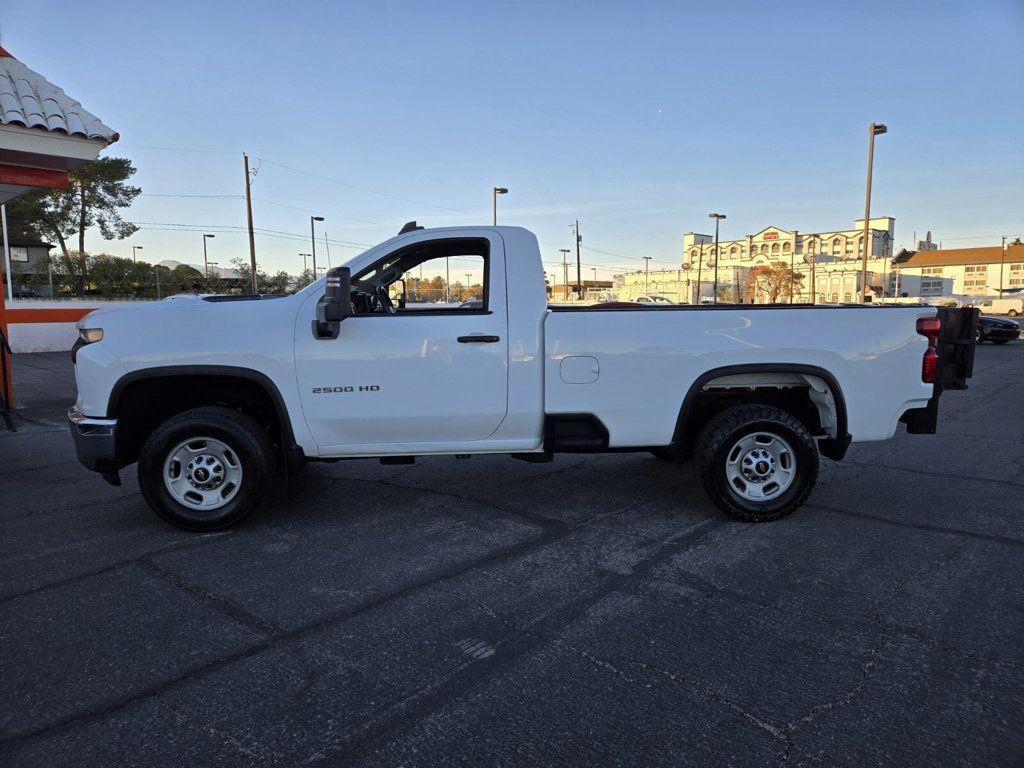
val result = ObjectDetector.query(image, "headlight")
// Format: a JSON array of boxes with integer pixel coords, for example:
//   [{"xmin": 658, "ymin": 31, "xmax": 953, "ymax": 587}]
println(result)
[{"xmin": 79, "ymin": 328, "xmax": 104, "ymax": 343}]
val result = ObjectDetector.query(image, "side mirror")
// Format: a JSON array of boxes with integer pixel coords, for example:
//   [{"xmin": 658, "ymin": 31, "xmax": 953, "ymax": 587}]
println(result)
[{"xmin": 313, "ymin": 266, "xmax": 353, "ymax": 339}]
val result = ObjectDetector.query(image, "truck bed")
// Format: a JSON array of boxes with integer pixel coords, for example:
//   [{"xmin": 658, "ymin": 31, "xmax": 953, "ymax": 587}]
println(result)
[{"xmin": 543, "ymin": 304, "xmax": 938, "ymax": 447}]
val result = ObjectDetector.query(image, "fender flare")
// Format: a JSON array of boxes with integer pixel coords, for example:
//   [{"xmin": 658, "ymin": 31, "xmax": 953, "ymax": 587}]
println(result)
[
  {"xmin": 671, "ymin": 363, "xmax": 850, "ymax": 460},
  {"xmin": 107, "ymin": 365, "xmax": 301, "ymax": 456}
]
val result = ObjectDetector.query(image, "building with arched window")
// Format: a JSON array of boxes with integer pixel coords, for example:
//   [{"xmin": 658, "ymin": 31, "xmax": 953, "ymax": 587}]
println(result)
[{"xmin": 616, "ymin": 218, "xmax": 897, "ymax": 304}]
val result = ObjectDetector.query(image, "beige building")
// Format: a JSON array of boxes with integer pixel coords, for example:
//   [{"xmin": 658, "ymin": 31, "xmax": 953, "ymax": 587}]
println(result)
[{"xmin": 617, "ymin": 218, "xmax": 897, "ymax": 303}]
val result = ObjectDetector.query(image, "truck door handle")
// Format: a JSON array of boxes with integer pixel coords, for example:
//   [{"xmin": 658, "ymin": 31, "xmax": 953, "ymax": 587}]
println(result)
[{"xmin": 457, "ymin": 334, "xmax": 500, "ymax": 343}]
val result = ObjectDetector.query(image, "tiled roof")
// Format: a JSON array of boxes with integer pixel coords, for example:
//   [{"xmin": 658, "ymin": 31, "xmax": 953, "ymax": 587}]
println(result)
[
  {"xmin": 0, "ymin": 46, "xmax": 117, "ymax": 143},
  {"xmin": 896, "ymin": 244, "xmax": 1024, "ymax": 268}
]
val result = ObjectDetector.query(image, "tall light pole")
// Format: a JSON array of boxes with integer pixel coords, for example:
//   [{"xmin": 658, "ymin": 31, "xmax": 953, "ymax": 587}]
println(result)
[
  {"xmin": 492, "ymin": 187, "xmax": 508, "ymax": 225},
  {"xmin": 642, "ymin": 256, "xmax": 652, "ymax": 293},
  {"xmin": 696, "ymin": 243, "xmax": 704, "ymax": 305},
  {"xmin": 202, "ymin": 234, "xmax": 215, "ymax": 277},
  {"xmin": 559, "ymin": 248, "xmax": 571, "ymax": 301},
  {"xmin": 709, "ymin": 213, "xmax": 726, "ymax": 304},
  {"xmin": 310, "ymin": 216, "xmax": 325, "ymax": 276},
  {"xmin": 132, "ymin": 245, "xmax": 143, "ymax": 263},
  {"xmin": 299, "ymin": 253, "xmax": 311, "ymax": 274},
  {"xmin": 860, "ymin": 122, "xmax": 887, "ymax": 302}
]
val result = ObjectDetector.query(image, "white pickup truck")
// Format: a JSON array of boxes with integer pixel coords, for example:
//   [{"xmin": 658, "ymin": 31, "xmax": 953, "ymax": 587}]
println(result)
[{"xmin": 69, "ymin": 224, "xmax": 977, "ymax": 530}]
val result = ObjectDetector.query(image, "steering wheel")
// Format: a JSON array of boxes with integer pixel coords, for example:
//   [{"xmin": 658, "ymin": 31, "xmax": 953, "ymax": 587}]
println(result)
[{"xmin": 375, "ymin": 284, "xmax": 397, "ymax": 315}]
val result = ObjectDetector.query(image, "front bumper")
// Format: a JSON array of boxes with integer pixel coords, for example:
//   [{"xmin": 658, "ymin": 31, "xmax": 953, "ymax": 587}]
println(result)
[
  {"xmin": 983, "ymin": 328, "xmax": 1020, "ymax": 341},
  {"xmin": 68, "ymin": 408, "xmax": 120, "ymax": 483}
]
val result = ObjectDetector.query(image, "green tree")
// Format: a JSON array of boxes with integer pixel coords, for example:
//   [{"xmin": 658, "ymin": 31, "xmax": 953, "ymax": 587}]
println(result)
[
  {"xmin": 231, "ymin": 257, "xmax": 295, "ymax": 294},
  {"xmin": 169, "ymin": 264, "xmax": 205, "ymax": 293},
  {"xmin": 293, "ymin": 268, "xmax": 315, "ymax": 291},
  {"xmin": 6, "ymin": 156, "xmax": 141, "ymax": 293}
]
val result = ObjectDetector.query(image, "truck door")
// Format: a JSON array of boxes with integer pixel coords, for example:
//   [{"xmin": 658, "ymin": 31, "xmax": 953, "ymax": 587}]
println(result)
[{"xmin": 294, "ymin": 233, "xmax": 509, "ymax": 452}]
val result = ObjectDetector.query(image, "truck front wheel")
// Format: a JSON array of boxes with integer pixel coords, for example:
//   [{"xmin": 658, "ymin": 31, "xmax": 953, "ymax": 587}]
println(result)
[
  {"xmin": 138, "ymin": 407, "xmax": 275, "ymax": 531},
  {"xmin": 695, "ymin": 404, "xmax": 819, "ymax": 523}
]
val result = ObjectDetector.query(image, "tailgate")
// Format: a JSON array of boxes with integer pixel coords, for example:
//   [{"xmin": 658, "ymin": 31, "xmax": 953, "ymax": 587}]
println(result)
[
  {"xmin": 902, "ymin": 306, "xmax": 978, "ymax": 434},
  {"xmin": 935, "ymin": 306, "xmax": 979, "ymax": 392}
]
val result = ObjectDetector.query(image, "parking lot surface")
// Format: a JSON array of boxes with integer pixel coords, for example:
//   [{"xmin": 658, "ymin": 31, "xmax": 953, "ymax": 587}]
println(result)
[{"xmin": 1, "ymin": 344, "xmax": 1022, "ymax": 767}]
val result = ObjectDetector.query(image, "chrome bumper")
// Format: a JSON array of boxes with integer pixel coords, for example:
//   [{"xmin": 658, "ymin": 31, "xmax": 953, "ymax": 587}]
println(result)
[{"xmin": 68, "ymin": 409, "xmax": 120, "ymax": 481}]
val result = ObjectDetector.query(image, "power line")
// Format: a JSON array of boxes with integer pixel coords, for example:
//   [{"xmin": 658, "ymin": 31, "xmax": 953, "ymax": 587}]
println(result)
[
  {"xmin": 257, "ymin": 158, "xmax": 476, "ymax": 216},
  {"xmin": 140, "ymin": 193, "xmax": 243, "ymax": 199},
  {"xmin": 119, "ymin": 144, "xmax": 238, "ymax": 155}
]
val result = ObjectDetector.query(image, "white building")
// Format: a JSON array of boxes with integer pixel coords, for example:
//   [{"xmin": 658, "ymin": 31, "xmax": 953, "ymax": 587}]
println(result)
[{"xmin": 891, "ymin": 243, "xmax": 1024, "ymax": 299}]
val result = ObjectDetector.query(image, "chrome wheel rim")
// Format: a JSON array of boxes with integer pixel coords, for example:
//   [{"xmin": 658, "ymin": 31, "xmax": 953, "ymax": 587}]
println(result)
[
  {"xmin": 725, "ymin": 431, "xmax": 796, "ymax": 502},
  {"xmin": 163, "ymin": 437, "xmax": 242, "ymax": 511}
]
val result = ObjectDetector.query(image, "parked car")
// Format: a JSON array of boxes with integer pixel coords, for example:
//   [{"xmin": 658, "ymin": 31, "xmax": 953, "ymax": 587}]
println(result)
[
  {"xmin": 976, "ymin": 314, "xmax": 1021, "ymax": 344},
  {"xmin": 69, "ymin": 225, "xmax": 978, "ymax": 530},
  {"xmin": 635, "ymin": 295, "xmax": 675, "ymax": 305},
  {"xmin": 979, "ymin": 297, "xmax": 1023, "ymax": 317}
]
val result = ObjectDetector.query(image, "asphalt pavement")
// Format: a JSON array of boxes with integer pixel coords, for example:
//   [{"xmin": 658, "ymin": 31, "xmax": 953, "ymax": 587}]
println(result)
[{"xmin": 1, "ymin": 345, "xmax": 1022, "ymax": 767}]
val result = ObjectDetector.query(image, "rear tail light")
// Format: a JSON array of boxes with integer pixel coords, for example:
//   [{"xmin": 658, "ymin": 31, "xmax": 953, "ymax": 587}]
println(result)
[{"xmin": 917, "ymin": 317, "xmax": 941, "ymax": 384}]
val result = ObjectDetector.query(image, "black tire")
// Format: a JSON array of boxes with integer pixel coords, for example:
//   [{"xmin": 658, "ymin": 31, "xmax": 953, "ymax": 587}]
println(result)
[
  {"xmin": 649, "ymin": 445, "xmax": 692, "ymax": 464},
  {"xmin": 695, "ymin": 404, "xmax": 819, "ymax": 523},
  {"xmin": 138, "ymin": 407, "xmax": 275, "ymax": 531}
]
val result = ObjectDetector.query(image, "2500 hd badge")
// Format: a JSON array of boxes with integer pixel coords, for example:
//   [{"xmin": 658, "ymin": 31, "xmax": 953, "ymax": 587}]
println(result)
[{"xmin": 311, "ymin": 385, "xmax": 381, "ymax": 393}]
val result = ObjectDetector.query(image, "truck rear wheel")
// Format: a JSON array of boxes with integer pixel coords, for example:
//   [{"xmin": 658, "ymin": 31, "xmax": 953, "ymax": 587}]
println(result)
[
  {"xmin": 138, "ymin": 407, "xmax": 275, "ymax": 531},
  {"xmin": 695, "ymin": 404, "xmax": 818, "ymax": 523}
]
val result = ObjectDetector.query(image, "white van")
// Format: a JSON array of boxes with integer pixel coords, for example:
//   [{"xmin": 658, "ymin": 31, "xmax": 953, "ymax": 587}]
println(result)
[{"xmin": 979, "ymin": 297, "xmax": 1023, "ymax": 316}]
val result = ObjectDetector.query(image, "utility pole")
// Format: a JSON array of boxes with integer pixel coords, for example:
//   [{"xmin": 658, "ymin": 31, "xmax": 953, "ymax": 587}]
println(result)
[
  {"xmin": 642, "ymin": 256, "xmax": 652, "ymax": 293},
  {"xmin": 310, "ymin": 215, "xmax": 324, "ymax": 276},
  {"xmin": 445, "ymin": 257, "xmax": 450, "ymax": 303},
  {"xmin": 324, "ymin": 232, "xmax": 331, "ymax": 269},
  {"xmin": 860, "ymin": 123, "xmax": 887, "ymax": 303},
  {"xmin": 1000, "ymin": 235, "xmax": 1007, "ymax": 295},
  {"xmin": 155, "ymin": 265, "xmax": 161, "ymax": 300},
  {"xmin": 573, "ymin": 220, "xmax": 582, "ymax": 299},
  {"xmin": 559, "ymin": 249, "xmax": 570, "ymax": 301},
  {"xmin": 243, "ymin": 153, "xmax": 258, "ymax": 294}
]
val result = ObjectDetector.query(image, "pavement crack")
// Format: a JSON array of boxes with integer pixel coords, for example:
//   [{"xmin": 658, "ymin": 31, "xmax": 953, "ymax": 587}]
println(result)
[
  {"xmin": 812, "ymin": 503, "xmax": 1024, "ymax": 549},
  {"xmin": 0, "ymin": 533, "xmax": 232, "ymax": 604},
  {"xmin": 779, "ymin": 541, "xmax": 967, "ymax": 760},
  {"xmin": 136, "ymin": 557, "xmax": 283, "ymax": 638}
]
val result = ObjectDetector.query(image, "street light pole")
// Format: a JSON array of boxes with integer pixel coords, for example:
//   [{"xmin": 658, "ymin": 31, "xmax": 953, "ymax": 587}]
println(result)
[
  {"xmin": 860, "ymin": 122, "xmax": 887, "ymax": 302},
  {"xmin": 492, "ymin": 187, "xmax": 508, "ymax": 226},
  {"xmin": 696, "ymin": 243, "xmax": 704, "ymax": 305},
  {"xmin": 310, "ymin": 216, "xmax": 324, "ymax": 276},
  {"xmin": 642, "ymin": 256, "xmax": 652, "ymax": 293},
  {"xmin": 299, "ymin": 253, "xmax": 310, "ymax": 274},
  {"xmin": 132, "ymin": 245, "xmax": 143, "ymax": 263},
  {"xmin": 202, "ymin": 234, "xmax": 215, "ymax": 277},
  {"xmin": 709, "ymin": 213, "xmax": 726, "ymax": 304}
]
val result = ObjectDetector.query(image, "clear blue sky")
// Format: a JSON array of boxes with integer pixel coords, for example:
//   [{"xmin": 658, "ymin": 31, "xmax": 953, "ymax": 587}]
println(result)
[{"xmin": 3, "ymin": 0, "xmax": 1022, "ymax": 279}]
